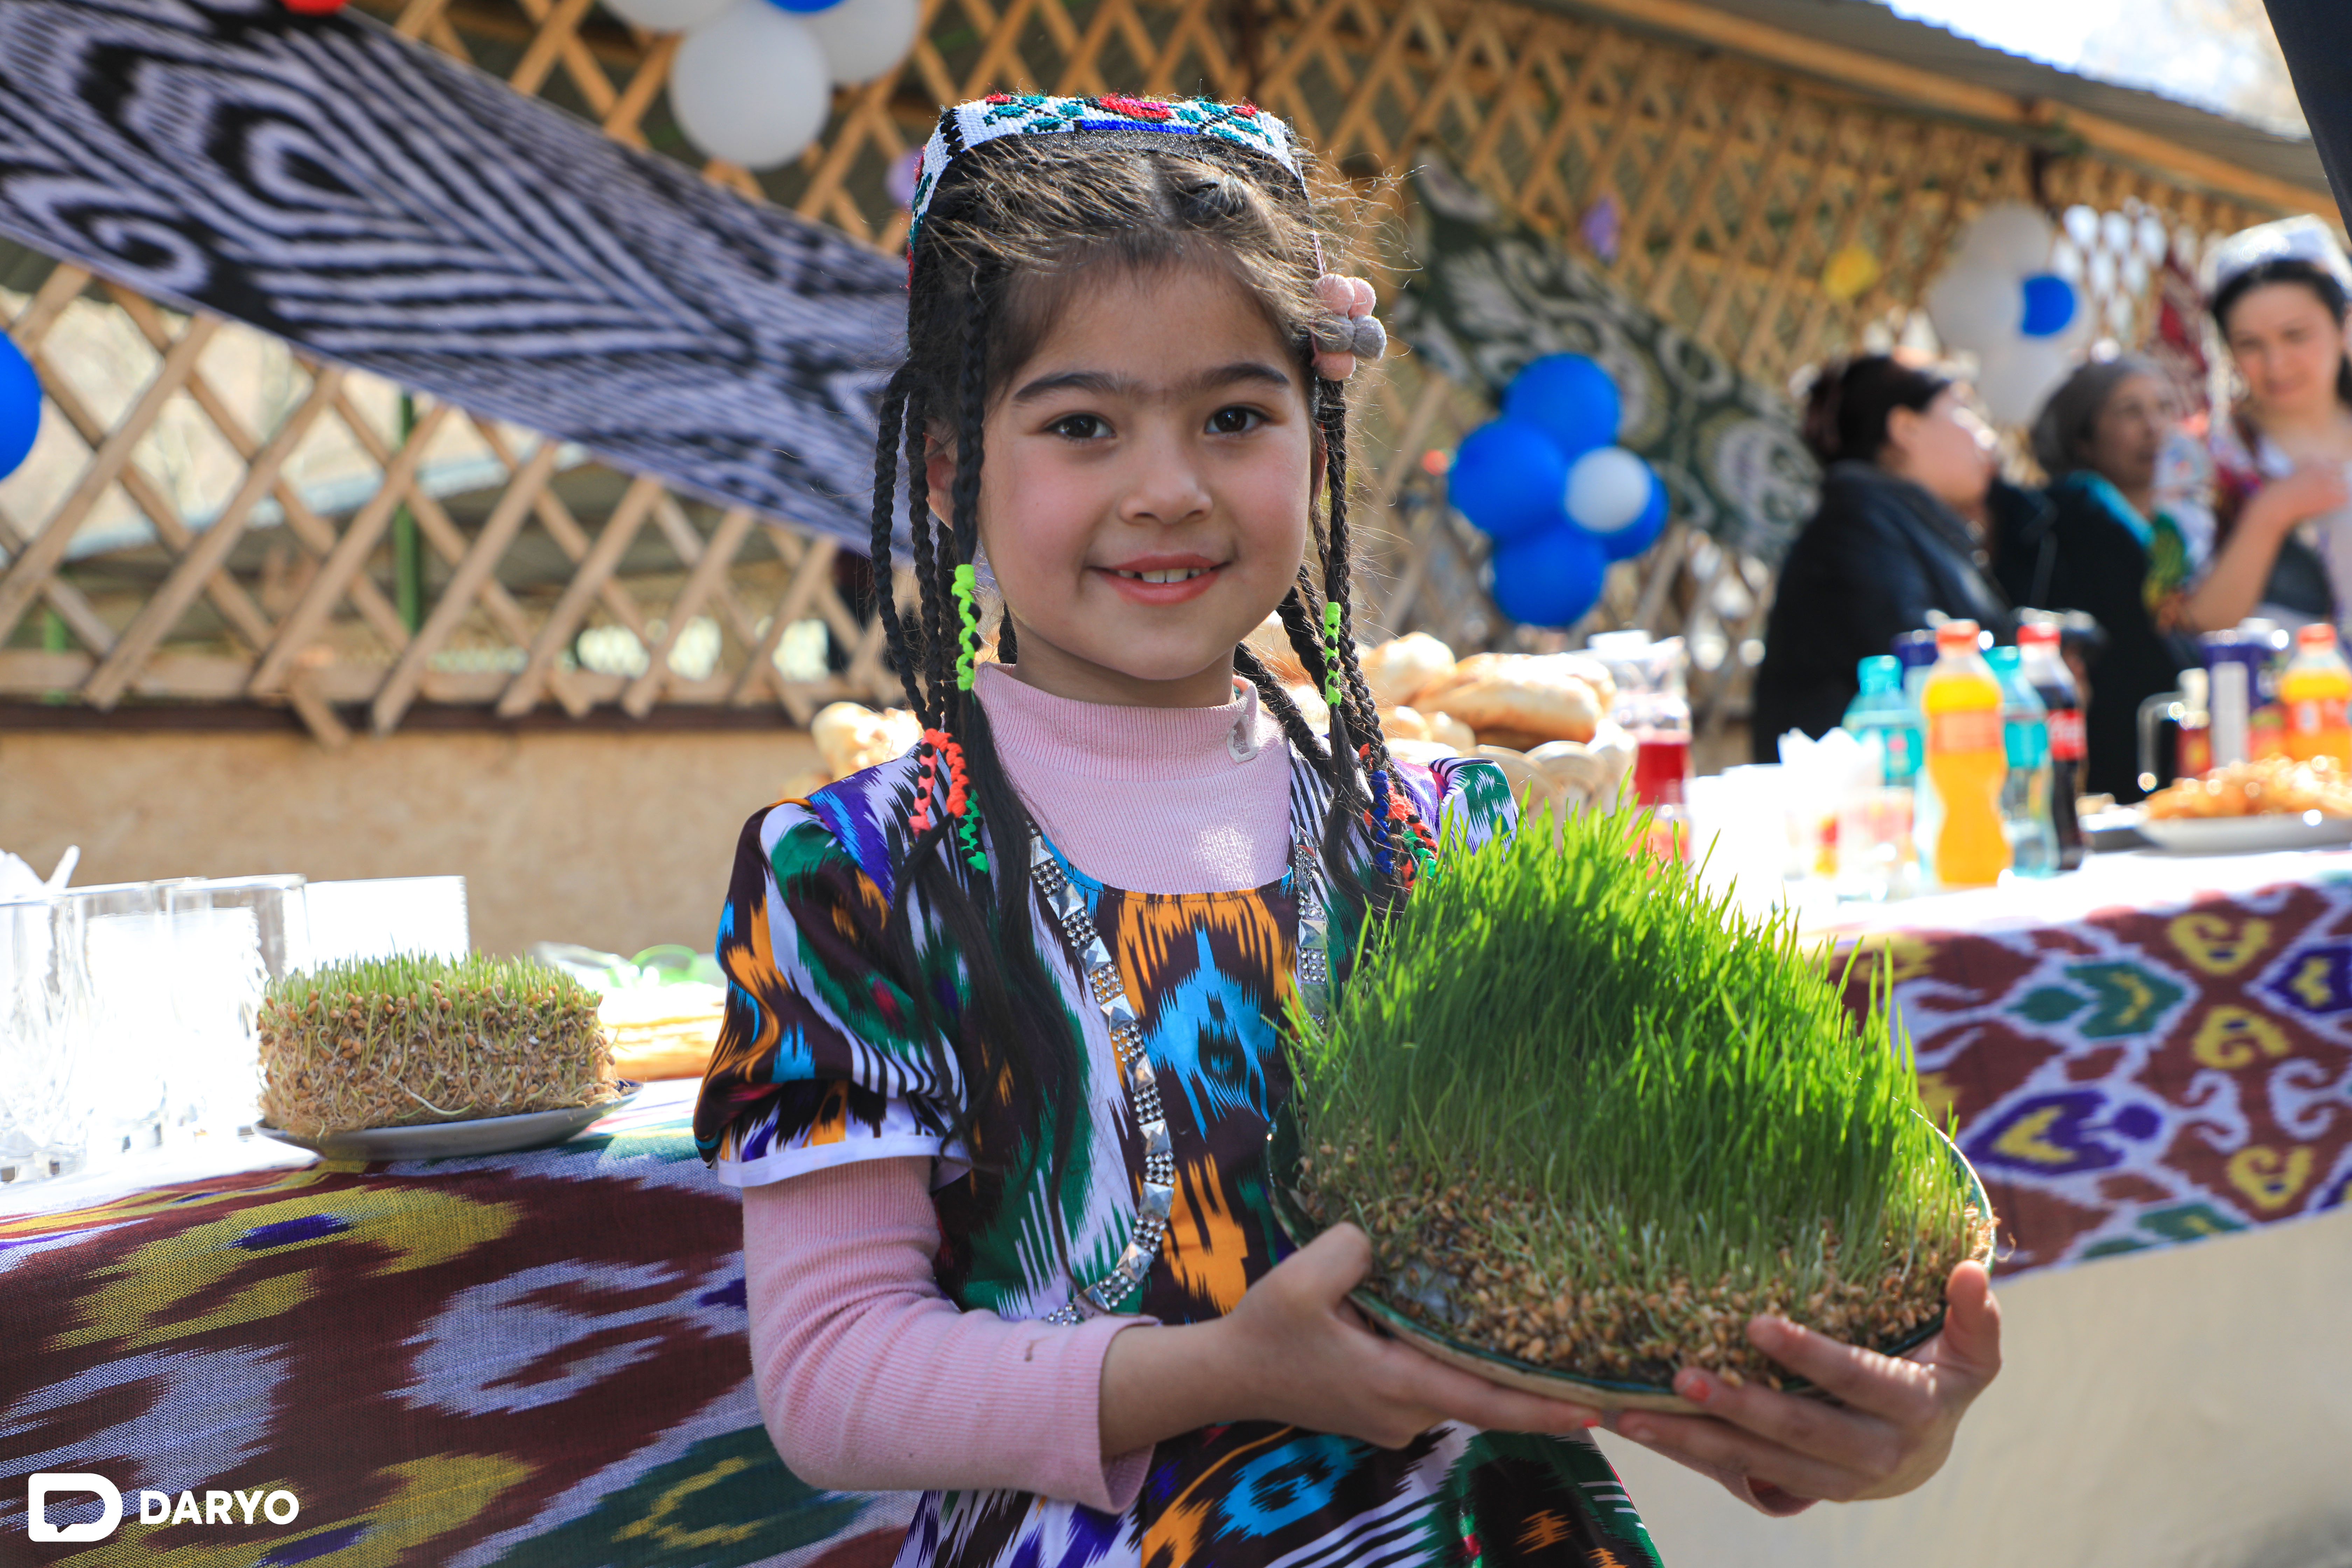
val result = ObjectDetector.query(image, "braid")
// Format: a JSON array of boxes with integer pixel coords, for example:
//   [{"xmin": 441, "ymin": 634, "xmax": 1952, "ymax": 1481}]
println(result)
[
  {"xmin": 905, "ymin": 402, "xmax": 947, "ymax": 728},
  {"xmin": 869, "ymin": 367, "xmax": 924, "ymax": 716},
  {"xmin": 901, "ymin": 391, "xmax": 937, "ymax": 722},
  {"xmin": 1237, "ymin": 644, "xmax": 1331, "ymax": 763},
  {"xmin": 945, "ymin": 286, "xmax": 993, "ymax": 729}
]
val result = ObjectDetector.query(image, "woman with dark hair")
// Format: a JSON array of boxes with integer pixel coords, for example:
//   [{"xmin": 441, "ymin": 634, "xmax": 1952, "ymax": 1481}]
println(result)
[
  {"xmin": 2001, "ymin": 358, "xmax": 2267, "ymax": 798},
  {"xmin": 1751, "ymin": 355, "xmax": 2011, "ymax": 759},
  {"xmin": 2203, "ymin": 218, "xmax": 2352, "ymax": 627}
]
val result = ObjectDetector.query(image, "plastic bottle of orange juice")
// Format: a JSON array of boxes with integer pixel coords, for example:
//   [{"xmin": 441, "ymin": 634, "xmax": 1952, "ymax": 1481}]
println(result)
[
  {"xmin": 1915, "ymin": 621, "xmax": 2009, "ymax": 888},
  {"xmin": 2281, "ymin": 622, "xmax": 2352, "ymax": 767}
]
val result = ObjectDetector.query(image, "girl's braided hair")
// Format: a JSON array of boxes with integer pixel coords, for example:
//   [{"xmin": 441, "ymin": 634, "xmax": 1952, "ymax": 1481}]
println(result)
[{"xmin": 867, "ymin": 109, "xmax": 1423, "ymax": 1194}]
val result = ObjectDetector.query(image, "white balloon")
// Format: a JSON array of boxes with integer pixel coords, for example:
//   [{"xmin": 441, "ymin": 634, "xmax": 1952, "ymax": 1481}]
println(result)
[
  {"xmin": 803, "ymin": 0, "xmax": 919, "ymax": 84},
  {"xmin": 671, "ymin": 2, "xmax": 833, "ymax": 169},
  {"xmin": 601, "ymin": 0, "xmax": 734, "ymax": 29},
  {"xmin": 1563, "ymin": 447, "xmax": 1652, "ymax": 534},
  {"xmin": 1961, "ymin": 202, "xmax": 2055, "ymax": 273},
  {"xmin": 1925, "ymin": 264, "xmax": 2021, "ymax": 353},
  {"xmin": 1973, "ymin": 338, "xmax": 2071, "ymax": 426}
]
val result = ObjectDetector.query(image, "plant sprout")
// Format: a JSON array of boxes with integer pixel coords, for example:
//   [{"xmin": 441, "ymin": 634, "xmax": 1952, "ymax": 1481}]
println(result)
[
  {"xmin": 1289, "ymin": 806, "xmax": 1987, "ymax": 1386},
  {"xmin": 260, "ymin": 953, "xmax": 615, "ymax": 1138}
]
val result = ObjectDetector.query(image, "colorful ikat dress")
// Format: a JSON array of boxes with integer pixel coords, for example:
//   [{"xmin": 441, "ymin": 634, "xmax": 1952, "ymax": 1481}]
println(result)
[{"xmin": 694, "ymin": 745, "xmax": 1662, "ymax": 1568}]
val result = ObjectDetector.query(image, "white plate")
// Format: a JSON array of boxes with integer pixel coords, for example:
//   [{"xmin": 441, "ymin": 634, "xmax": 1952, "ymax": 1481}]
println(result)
[
  {"xmin": 2134, "ymin": 812, "xmax": 2352, "ymax": 854},
  {"xmin": 259, "ymin": 1085, "xmax": 639, "ymax": 1161}
]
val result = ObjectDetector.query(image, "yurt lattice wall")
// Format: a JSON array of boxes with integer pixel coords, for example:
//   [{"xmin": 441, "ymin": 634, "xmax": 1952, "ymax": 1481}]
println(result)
[{"xmin": 0, "ymin": 0, "xmax": 2300, "ymax": 743}]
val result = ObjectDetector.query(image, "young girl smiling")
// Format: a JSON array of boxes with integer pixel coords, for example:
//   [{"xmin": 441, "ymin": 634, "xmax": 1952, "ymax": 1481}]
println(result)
[{"xmin": 695, "ymin": 94, "xmax": 2000, "ymax": 1568}]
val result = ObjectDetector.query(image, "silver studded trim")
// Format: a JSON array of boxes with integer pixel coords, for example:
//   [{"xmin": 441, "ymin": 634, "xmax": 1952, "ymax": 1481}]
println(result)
[
  {"xmin": 1032, "ymin": 827, "xmax": 1176, "ymax": 1325},
  {"xmin": 1031, "ymin": 818, "xmax": 1331, "ymax": 1326}
]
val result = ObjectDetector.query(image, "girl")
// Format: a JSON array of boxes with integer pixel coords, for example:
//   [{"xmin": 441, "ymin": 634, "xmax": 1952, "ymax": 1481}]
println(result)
[
  {"xmin": 1751, "ymin": 355, "xmax": 2010, "ymax": 754},
  {"xmin": 696, "ymin": 95, "xmax": 2001, "ymax": 1568},
  {"xmin": 2204, "ymin": 216, "xmax": 2352, "ymax": 629}
]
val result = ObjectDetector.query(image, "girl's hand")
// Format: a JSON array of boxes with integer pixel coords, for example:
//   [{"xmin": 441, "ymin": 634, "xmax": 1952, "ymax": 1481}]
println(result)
[
  {"xmin": 1606, "ymin": 1260, "xmax": 2002, "ymax": 1516},
  {"xmin": 1214, "ymin": 1224, "xmax": 1603, "ymax": 1447},
  {"xmin": 2246, "ymin": 464, "xmax": 2351, "ymax": 535}
]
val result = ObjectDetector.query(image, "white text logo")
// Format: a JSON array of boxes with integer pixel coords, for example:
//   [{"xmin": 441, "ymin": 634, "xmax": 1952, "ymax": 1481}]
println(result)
[{"xmin": 24, "ymin": 1475, "xmax": 298, "ymax": 1542}]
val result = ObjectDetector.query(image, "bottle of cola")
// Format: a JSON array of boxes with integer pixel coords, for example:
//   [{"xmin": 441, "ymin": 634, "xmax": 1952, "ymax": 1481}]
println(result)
[{"xmin": 2016, "ymin": 620, "xmax": 2085, "ymax": 869}]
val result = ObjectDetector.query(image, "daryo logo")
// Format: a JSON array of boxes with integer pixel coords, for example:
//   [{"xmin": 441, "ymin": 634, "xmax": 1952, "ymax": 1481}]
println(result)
[{"xmin": 25, "ymin": 1474, "xmax": 299, "ymax": 1542}]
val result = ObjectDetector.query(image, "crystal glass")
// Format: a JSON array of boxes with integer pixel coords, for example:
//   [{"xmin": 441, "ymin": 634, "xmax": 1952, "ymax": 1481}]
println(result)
[
  {"xmin": 1, "ymin": 895, "xmax": 95, "ymax": 1184},
  {"xmin": 75, "ymin": 881, "xmax": 177, "ymax": 1165},
  {"xmin": 159, "ymin": 884, "xmax": 271, "ymax": 1139}
]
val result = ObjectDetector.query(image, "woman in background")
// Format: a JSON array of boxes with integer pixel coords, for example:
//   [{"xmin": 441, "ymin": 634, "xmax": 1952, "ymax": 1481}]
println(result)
[
  {"xmin": 1752, "ymin": 355, "xmax": 2009, "ymax": 758},
  {"xmin": 2203, "ymin": 217, "xmax": 2352, "ymax": 628},
  {"xmin": 2004, "ymin": 359, "xmax": 2258, "ymax": 798}
]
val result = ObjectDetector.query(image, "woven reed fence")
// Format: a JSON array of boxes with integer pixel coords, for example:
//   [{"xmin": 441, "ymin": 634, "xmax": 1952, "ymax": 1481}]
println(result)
[{"xmin": 0, "ymin": 0, "xmax": 2302, "ymax": 743}]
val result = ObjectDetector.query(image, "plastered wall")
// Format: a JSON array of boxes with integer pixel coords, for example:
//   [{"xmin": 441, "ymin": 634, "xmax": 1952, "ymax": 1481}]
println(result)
[{"xmin": 0, "ymin": 725, "xmax": 826, "ymax": 957}]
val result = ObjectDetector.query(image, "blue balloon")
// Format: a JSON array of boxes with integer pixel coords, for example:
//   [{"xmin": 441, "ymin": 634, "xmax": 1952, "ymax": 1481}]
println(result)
[
  {"xmin": 2019, "ymin": 274, "xmax": 2077, "ymax": 338},
  {"xmin": 0, "ymin": 334, "xmax": 38, "ymax": 481},
  {"xmin": 1449, "ymin": 419, "xmax": 1572, "ymax": 544},
  {"xmin": 1503, "ymin": 354, "xmax": 1620, "ymax": 460},
  {"xmin": 1490, "ymin": 525, "xmax": 1607, "ymax": 629},
  {"xmin": 1601, "ymin": 470, "xmax": 1668, "ymax": 562}
]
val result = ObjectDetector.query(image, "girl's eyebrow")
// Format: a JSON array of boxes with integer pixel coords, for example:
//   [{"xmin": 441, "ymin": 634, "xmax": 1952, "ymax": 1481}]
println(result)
[{"xmin": 1010, "ymin": 361, "xmax": 1293, "ymax": 404}]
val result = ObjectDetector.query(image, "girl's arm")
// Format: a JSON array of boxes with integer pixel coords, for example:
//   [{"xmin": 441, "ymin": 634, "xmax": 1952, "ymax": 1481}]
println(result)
[
  {"xmin": 2179, "ymin": 465, "xmax": 2350, "ymax": 631},
  {"xmin": 742, "ymin": 1157, "xmax": 1154, "ymax": 1509}
]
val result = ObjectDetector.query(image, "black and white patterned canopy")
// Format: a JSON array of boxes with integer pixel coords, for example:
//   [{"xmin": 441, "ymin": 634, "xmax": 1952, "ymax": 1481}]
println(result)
[{"xmin": 0, "ymin": 0, "xmax": 906, "ymax": 549}]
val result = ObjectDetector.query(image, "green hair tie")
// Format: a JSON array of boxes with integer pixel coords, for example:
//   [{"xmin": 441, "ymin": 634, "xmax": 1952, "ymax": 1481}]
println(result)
[
  {"xmin": 1320, "ymin": 599, "xmax": 1344, "ymax": 707},
  {"xmin": 952, "ymin": 564, "xmax": 981, "ymax": 691}
]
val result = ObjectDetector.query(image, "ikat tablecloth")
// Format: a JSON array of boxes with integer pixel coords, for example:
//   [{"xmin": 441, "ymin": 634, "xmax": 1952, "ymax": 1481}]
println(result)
[
  {"xmin": 1828, "ymin": 851, "xmax": 2352, "ymax": 1273},
  {"xmin": 0, "ymin": 1087, "xmax": 914, "ymax": 1566},
  {"xmin": 8, "ymin": 850, "xmax": 2351, "ymax": 1564}
]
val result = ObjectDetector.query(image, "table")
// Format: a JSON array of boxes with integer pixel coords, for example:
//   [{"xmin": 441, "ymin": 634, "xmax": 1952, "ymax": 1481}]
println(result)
[
  {"xmin": 8, "ymin": 849, "xmax": 2348, "ymax": 1568},
  {"xmin": 0, "ymin": 1082, "xmax": 915, "ymax": 1566},
  {"xmin": 1623, "ymin": 846, "xmax": 2352, "ymax": 1568},
  {"xmin": 1821, "ymin": 847, "xmax": 2352, "ymax": 1274}
]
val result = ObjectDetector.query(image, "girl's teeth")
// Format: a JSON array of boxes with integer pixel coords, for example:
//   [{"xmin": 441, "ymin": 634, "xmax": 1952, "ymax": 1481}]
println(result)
[{"xmin": 1120, "ymin": 568, "xmax": 1207, "ymax": 584}]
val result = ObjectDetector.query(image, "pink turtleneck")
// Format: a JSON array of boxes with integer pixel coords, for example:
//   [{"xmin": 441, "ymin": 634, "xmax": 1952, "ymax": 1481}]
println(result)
[
  {"xmin": 974, "ymin": 661, "xmax": 1295, "ymax": 891},
  {"xmin": 742, "ymin": 664, "xmax": 1297, "ymax": 1512}
]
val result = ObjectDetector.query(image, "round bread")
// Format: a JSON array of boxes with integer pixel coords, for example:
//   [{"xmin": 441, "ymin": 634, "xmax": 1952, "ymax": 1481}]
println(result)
[
  {"xmin": 1360, "ymin": 632, "xmax": 1457, "ymax": 708},
  {"xmin": 1387, "ymin": 736, "xmax": 1463, "ymax": 766},
  {"xmin": 1381, "ymin": 704, "xmax": 1433, "ymax": 741},
  {"xmin": 1415, "ymin": 653, "xmax": 1604, "ymax": 744},
  {"xmin": 1425, "ymin": 710, "xmax": 1476, "ymax": 750},
  {"xmin": 1245, "ymin": 614, "xmax": 1312, "ymax": 686},
  {"xmin": 811, "ymin": 702, "xmax": 922, "ymax": 779}
]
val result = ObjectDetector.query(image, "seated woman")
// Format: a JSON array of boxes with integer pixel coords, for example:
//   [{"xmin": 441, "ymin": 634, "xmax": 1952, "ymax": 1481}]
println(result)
[
  {"xmin": 2204, "ymin": 217, "xmax": 2352, "ymax": 628},
  {"xmin": 1752, "ymin": 355, "xmax": 2010, "ymax": 758},
  {"xmin": 2000, "ymin": 358, "xmax": 2261, "ymax": 799}
]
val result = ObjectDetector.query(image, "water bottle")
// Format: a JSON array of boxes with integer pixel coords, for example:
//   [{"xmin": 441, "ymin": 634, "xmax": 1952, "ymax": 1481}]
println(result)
[
  {"xmin": 1987, "ymin": 647, "xmax": 2058, "ymax": 878},
  {"xmin": 2016, "ymin": 622, "xmax": 2085, "ymax": 868},
  {"xmin": 1837, "ymin": 656, "xmax": 1919, "ymax": 901}
]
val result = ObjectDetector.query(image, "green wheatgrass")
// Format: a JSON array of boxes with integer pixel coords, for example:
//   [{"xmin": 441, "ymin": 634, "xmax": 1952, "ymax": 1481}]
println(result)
[
  {"xmin": 1288, "ymin": 806, "xmax": 1989, "ymax": 1388},
  {"xmin": 259, "ymin": 953, "xmax": 615, "ymax": 1138}
]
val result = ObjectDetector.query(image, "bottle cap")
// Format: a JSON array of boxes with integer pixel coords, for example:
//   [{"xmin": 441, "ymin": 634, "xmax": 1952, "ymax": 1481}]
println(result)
[
  {"xmin": 1856, "ymin": 654, "xmax": 1901, "ymax": 693},
  {"xmin": 1986, "ymin": 646, "xmax": 2021, "ymax": 672},
  {"xmin": 1934, "ymin": 620, "xmax": 1980, "ymax": 655},
  {"xmin": 2018, "ymin": 621, "xmax": 2060, "ymax": 648},
  {"xmin": 2295, "ymin": 622, "xmax": 2337, "ymax": 651}
]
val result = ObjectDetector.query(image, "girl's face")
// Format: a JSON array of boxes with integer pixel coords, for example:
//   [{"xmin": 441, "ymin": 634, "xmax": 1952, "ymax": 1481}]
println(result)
[
  {"xmin": 1881, "ymin": 387, "xmax": 1994, "ymax": 510},
  {"xmin": 938, "ymin": 260, "xmax": 1316, "ymax": 708},
  {"xmin": 2224, "ymin": 281, "xmax": 2350, "ymax": 420},
  {"xmin": 2083, "ymin": 372, "xmax": 2171, "ymax": 496}
]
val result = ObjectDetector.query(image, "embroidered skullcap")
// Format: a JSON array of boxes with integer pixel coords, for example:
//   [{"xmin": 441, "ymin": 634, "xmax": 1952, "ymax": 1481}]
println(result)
[
  {"xmin": 2205, "ymin": 215, "xmax": 2352, "ymax": 301},
  {"xmin": 906, "ymin": 94, "xmax": 1307, "ymax": 249}
]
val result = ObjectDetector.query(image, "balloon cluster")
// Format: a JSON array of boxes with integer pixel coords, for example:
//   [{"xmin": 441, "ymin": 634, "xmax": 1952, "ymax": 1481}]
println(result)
[
  {"xmin": 605, "ymin": 0, "xmax": 920, "ymax": 169},
  {"xmin": 1923, "ymin": 203, "xmax": 2090, "ymax": 424},
  {"xmin": 1449, "ymin": 355, "xmax": 1665, "ymax": 629}
]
